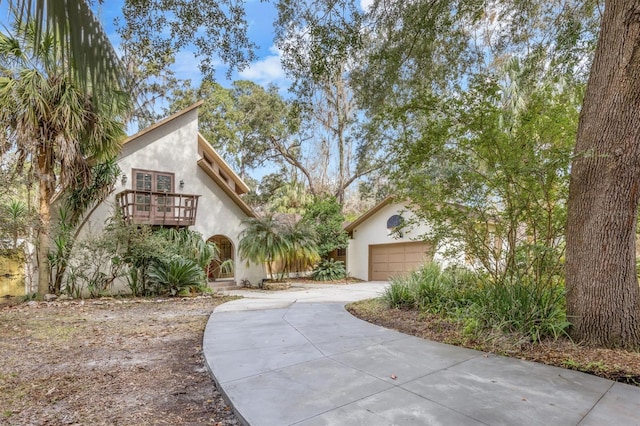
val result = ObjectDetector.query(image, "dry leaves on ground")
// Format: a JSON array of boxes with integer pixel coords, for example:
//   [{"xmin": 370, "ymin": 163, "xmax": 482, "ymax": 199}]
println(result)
[{"xmin": 0, "ymin": 296, "xmax": 240, "ymax": 425}]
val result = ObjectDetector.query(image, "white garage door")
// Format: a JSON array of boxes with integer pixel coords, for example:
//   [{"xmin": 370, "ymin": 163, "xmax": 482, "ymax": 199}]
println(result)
[{"xmin": 369, "ymin": 242, "xmax": 433, "ymax": 281}]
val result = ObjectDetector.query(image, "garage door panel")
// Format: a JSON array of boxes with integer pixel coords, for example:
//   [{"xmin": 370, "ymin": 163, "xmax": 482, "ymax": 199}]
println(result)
[
  {"xmin": 372, "ymin": 263, "xmax": 389, "ymax": 272},
  {"xmin": 387, "ymin": 245, "xmax": 405, "ymax": 254},
  {"xmin": 369, "ymin": 242, "xmax": 433, "ymax": 281},
  {"xmin": 389, "ymin": 263, "xmax": 406, "ymax": 273},
  {"xmin": 405, "ymin": 252, "xmax": 426, "ymax": 262}
]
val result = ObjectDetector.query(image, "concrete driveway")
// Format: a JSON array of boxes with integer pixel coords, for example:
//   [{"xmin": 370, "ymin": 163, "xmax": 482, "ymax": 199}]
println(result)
[{"xmin": 203, "ymin": 282, "xmax": 640, "ymax": 425}]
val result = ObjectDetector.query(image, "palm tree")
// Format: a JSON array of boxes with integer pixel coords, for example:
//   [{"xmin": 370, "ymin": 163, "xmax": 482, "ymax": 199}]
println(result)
[
  {"xmin": 4, "ymin": 0, "xmax": 125, "ymax": 101},
  {"xmin": 279, "ymin": 220, "xmax": 319, "ymax": 279},
  {"xmin": 238, "ymin": 215, "xmax": 291, "ymax": 279},
  {"xmin": 0, "ymin": 17, "xmax": 128, "ymax": 295}
]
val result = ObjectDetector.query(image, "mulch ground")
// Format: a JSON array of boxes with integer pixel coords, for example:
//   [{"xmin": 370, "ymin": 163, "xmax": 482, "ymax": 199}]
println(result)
[
  {"xmin": 347, "ymin": 298, "xmax": 640, "ymax": 386},
  {"xmin": 0, "ymin": 295, "xmax": 240, "ymax": 425}
]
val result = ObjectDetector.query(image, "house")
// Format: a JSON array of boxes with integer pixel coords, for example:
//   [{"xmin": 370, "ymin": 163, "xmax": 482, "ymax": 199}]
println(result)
[
  {"xmin": 344, "ymin": 197, "xmax": 465, "ymax": 281},
  {"xmin": 76, "ymin": 101, "xmax": 264, "ymax": 290}
]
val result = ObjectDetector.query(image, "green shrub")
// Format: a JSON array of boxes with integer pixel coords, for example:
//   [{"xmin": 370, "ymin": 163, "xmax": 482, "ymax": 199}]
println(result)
[
  {"xmin": 311, "ymin": 258, "xmax": 346, "ymax": 281},
  {"xmin": 467, "ymin": 279, "xmax": 569, "ymax": 342},
  {"xmin": 148, "ymin": 257, "xmax": 205, "ymax": 296},
  {"xmin": 382, "ymin": 281, "xmax": 416, "ymax": 309},
  {"xmin": 382, "ymin": 262, "xmax": 568, "ymax": 342},
  {"xmin": 412, "ymin": 263, "xmax": 450, "ymax": 312}
]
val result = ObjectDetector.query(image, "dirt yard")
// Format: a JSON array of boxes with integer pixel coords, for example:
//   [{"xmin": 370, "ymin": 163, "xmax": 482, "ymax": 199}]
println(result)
[{"xmin": 0, "ymin": 296, "xmax": 240, "ymax": 425}]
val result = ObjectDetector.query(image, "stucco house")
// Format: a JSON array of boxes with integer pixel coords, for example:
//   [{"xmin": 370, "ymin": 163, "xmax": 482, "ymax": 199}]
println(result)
[
  {"xmin": 344, "ymin": 197, "xmax": 466, "ymax": 281},
  {"xmin": 76, "ymin": 101, "xmax": 264, "ymax": 290}
]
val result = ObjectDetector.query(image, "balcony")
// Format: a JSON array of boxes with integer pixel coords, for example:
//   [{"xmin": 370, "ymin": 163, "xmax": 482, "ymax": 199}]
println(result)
[{"xmin": 116, "ymin": 190, "xmax": 200, "ymax": 227}]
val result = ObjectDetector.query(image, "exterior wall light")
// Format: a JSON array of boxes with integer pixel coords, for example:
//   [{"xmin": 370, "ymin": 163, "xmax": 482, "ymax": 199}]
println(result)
[
  {"xmin": 179, "ymin": 179, "xmax": 185, "ymax": 188},
  {"xmin": 121, "ymin": 175, "xmax": 127, "ymax": 185}
]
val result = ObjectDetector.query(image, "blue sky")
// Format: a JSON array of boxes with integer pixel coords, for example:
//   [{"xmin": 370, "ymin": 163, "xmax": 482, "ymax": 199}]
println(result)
[
  {"xmin": 0, "ymin": 1, "xmax": 374, "ymax": 92},
  {"xmin": 93, "ymin": 0, "xmax": 290, "ymax": 91},
  {"xmin": 0, "ymin": 1, "xmax": 292, "ymax": 90}
]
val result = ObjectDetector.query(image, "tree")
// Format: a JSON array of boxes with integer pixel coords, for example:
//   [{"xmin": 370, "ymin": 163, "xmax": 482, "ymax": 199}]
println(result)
[
  {"xmin": 391, "ymin": 62, "xmax": 578, "ymax": 288},
  {"xmin": 169, "ymin": 80, "xmax": 294, "ymax": 178},
  {"xmin": 238, "ymin": 214, "xmax": 319, "ymax": 280},
  {"xmin": 274, "ymin": 1, "xmax": 383, "ymax": 204},
  {"xmin": 238, "ymin": 215, "xmax": 290, "ymax": 279},
  {"xmin": 271, "ymin": 0, "xmax": 640, "ymax": 347},
  {"xmin": 7, "ymin": 0, "xmax": 126, "ymax": 102},
  {"xmin": 302, "ymin": 196, "xmax": 349, "ymax": 259},
  {"xmin": 0, "ymin": 18, "xmax": 127, "ymax": 295},
  {"xmin": 566, "ymin": 0, "xmax": 640, "ymax": 348},
  {"xmin": 117, "ymin": 0, "xmax": 256, "ymax": 81},
  {"xmin": 278, "ymin": 219, "xmax": 320, "ymax": 279}
]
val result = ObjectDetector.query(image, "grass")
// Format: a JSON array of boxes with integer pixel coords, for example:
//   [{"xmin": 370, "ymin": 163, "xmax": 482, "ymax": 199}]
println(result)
[{"xmin": 382, "ymin": 263, "xmax": 569, "ymax": 343}]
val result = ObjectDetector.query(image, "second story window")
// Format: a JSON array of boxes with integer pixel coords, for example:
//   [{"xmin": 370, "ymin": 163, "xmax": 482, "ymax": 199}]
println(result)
[{"xmin": 133, "ymin": 169, "xmax": 175, "ymax": 214}]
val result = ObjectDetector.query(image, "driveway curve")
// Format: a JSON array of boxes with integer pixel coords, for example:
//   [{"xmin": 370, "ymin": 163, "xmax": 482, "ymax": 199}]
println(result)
[{"xmin": 203, "ymin": 282, "xmax": 640, "ymax": 425}]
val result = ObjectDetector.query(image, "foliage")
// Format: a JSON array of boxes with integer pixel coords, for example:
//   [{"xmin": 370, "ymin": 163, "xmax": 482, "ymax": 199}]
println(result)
[
  {"xmin": 64, "ymin": 229, "xmax": 127, "ymax": 298},
  {"xmin": 48, "ymin": 159, "xmax": 122, "ymax": 293},
  {"xmin": 0, "ymin": 16, "xmax": 128, "ymax": 295},
  {"xmin": 301, "ymin": 196, "xmax": 348, "ymax": 259},
  {"xmin": 268, "ymin": 181, "xmax": 313, "ymax": 214},
  {"xmin": 117, "ymin": 0, "xmax": 255, "ymax": 81},
  {"xmin": 0, "ymin": 200, "xmax": 30, "ymax": 249},
  {"xmin": 238, "ymin": 215, "xmax": 289, "ymax": 279},
  {"xmin": 279, "ymin": 219, "xmax": 320, "ymax": 279},
  {"xmin": 62, "ymin": 216, "xmax": 221, "ymax": 297},
  {"xmin": 156, "ymin": 228, "xmax": 221, "ymax": 272},
  {"xmin": 383, "ymin": 263, "xmax": 568, "ymax": 342},
  {"xmin": 310, "ymin": 258, "xmax": 346, "ymax": 281},
  {"xmin": 390, "ymin": 62, "xmax": 578, "ymax": 290},
  {"xmin": 148, "ymin": 257, "xmax": 205, "ymax": 296},
  {"xmin": 238, "ymin": 214, "xmax": 319, "ymax": 279},
  {"xmin": 468, "ymin": 278, "xmax": 570, "ymax": 342},
  {"xmin": 168, "ymin": 80, "xmax": 295, "ymax": 177},
  {"xmin": 9, "ymin": 0, "xmax": 126, "ymax": 103},
  {"xmin": 381, "ymin": 282, "xmax": 415, "ymax": 310}
]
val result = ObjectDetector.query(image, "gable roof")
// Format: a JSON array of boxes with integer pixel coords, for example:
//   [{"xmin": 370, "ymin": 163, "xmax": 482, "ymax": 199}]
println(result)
[
  {"xmin": 122, "ymin": 101, "xmax": 204, "ymax": 146},
  {"xmin": 120, "ymin": 100, "xmax": 256, "ymax": 218},
  {"xmin": 344, "ymin": 196, "xmax": 396, "ymax": 232},
  {"xmin": 197, "ymin": 133, "xmax": 250, "ymax": 194},
  {"xmin": 197, "ymin": 158, "xmax": 256, "ymax": 217}
]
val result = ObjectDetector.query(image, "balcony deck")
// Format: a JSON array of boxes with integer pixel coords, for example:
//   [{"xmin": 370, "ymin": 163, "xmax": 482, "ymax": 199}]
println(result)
[{"xmin": 116, "ymin": 190, "xmax": 200, "ymax": 227}]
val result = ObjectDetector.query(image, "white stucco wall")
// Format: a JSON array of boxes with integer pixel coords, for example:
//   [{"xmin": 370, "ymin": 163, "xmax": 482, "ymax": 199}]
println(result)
[
  {"xmin": 76, "ymin": 108, "xmax": 264, "ymax": 293},
  {"xmin": 346, "ymin": 201, "xmax": 466, "ymax": 281}
]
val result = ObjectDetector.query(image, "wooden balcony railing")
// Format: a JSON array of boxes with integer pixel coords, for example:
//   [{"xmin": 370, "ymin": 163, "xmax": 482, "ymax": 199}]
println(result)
[{"xmin": 116, "ymin": 190, "xmax": 200, "ymax": 227}]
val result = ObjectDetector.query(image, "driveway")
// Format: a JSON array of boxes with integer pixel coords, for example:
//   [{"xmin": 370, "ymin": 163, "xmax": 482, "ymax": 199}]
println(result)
[{"xmin": 203, "ymin": 282, "xmax": 640, "ymax": 425}]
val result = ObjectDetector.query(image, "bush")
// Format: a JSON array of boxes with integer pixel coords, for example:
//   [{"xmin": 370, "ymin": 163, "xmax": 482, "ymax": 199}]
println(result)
[
  {"xmin": 382, "ymin": 281, "xmax": 416, "ymax": 309},
  {"xmin": 148, "ymin": 257, "xmax": 205, "ymax": 296},
  {"xmin": 382, "ymin": 262, "xmax": 568, "ymax": 342},
  {"xmin": 466, "ymin": 279, "xmax": 569, "ymax": 342},
  {"xmin": 311, "ymin": 259, "xmax": 346, "ymax": 281}
]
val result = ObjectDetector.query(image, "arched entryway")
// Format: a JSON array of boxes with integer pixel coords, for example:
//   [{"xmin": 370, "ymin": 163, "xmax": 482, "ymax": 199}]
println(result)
[{"xmin": 207, "ymin": 235, "xmax": 235, "ymax": 281}]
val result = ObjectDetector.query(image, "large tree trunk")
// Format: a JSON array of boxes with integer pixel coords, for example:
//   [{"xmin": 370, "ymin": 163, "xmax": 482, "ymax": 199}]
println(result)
[
  {"xmin": 36, "ymin": 145, "xmax": 54, "ymax": 296},
  {"xmin": 566, "ymin": 0, "xmax": 640, "ymax": 348}
]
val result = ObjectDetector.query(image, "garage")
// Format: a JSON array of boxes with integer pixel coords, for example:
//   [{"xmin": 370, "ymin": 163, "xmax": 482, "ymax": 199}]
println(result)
[{"xmin": 369, "ymin": 241, "xmax": 433, "ymax": 281}]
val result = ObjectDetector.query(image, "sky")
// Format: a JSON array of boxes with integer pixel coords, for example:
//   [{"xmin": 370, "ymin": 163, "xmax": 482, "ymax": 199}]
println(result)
[
  {"xmin": 0, "ymin": 0, "xmax": 374, "ymax": 95},
  {"xmin": 92, "ymin": 0, "xmax": 290, "ymax": 91}
]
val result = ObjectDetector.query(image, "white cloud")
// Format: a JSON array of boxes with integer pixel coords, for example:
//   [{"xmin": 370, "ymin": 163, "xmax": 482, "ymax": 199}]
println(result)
[
  {"xmin": 359, "ymin": 0, "xmax": 374, "ymax": 12},
  {"xmin": 239, "ymin": 46, "xmax": 289, "ymax": 87}
]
